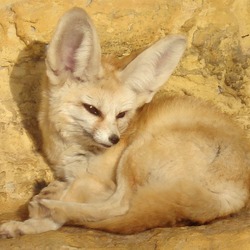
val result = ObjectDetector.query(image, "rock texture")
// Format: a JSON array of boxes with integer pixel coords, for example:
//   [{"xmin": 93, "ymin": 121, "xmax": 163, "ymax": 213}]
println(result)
[
  {"xmin": 0, "ymin": 211, "xmax": 250, "ymax": 249},
  {"xmin": 0, "ymin": 0, "xmax": 250, "ymax": 248}
]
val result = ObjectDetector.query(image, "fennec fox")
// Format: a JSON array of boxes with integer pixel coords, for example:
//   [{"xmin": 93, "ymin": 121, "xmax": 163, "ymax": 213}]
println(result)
[{"xmin": 1, "ymin": 8, "xmax": 250, "ymax": 238}]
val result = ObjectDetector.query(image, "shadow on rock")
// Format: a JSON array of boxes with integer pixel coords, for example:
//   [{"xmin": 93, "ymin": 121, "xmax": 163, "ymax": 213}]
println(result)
[{"xmin": 9, "ymin": 41, "xmax": 47, "ymax": 153}]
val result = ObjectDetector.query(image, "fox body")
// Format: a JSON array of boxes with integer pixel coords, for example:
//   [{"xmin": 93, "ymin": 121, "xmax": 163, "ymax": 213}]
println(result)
[{"xmin": 1, "ymin": 8, "xmax": 249, "ymax": 237}]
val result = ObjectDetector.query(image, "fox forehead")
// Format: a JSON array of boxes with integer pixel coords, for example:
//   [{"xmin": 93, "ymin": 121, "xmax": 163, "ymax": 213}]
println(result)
[
  {"xmin": 61, "ymin": 72, "xmax": 137, "ymax": 115},
  {"xmin": 82, "ymin": 81, "xmax": 136, "ymax": 114}
]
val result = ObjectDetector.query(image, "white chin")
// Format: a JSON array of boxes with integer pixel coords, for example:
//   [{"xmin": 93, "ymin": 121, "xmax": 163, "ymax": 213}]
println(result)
[
  {"xmin": 100, "ymin": 143, "xmax": 112, "ymax": 148},
  {"xmin": 95, "ymin": 141, "xmax": 112, "ymax": 148},
  {"xmin": 93, "ymin": 137, "xmax": 113, "ymax": 148}
]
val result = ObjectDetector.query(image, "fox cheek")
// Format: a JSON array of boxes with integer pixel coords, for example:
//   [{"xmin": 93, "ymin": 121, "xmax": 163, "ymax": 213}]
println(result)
[
  {"xmin": 116, "ymin": 120, "xmax": 129, "ymax": 135},
  {"xmin": 117, "ymin": 112, "xmax": 135, "ymax": 133}
]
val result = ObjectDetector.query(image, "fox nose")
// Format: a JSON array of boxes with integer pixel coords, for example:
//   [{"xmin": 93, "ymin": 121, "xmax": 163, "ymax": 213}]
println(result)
[{"xmin": 109, "ymin": 134, "xmax": 120, "ymax": 145}]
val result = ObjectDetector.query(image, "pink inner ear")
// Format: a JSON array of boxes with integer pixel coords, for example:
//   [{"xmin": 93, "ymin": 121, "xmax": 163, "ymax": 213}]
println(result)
[
  {"xmin": 155, "ymin": 50, "xmax": 170, "ymax": 76},
  {"xmin": 64, "ymin": 47, "xmax": 75, "ymax": 71},
  {"xmin": 61, "ymin": 32, "xmax": 84, "ymax": 72}
]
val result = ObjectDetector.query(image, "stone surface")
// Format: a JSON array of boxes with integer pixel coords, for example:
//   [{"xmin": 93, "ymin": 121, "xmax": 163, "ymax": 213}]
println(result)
[
  {"xmin": 0, "ymin": 0, "xmax": 250, "ymax": 248},
  {"xmin": 0, "ymin": 211, "xmax": 250, "ymax": 249}
]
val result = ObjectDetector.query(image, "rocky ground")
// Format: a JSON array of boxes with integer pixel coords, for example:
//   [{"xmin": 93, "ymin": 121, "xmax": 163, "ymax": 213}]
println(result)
[{"xmin": 0, "ymin": 210, "xmax": 250, "ymax": 249}]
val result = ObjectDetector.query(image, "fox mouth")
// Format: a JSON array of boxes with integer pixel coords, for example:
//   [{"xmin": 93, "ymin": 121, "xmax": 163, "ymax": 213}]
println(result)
[
  {"xmin": 100, "ymin": 143, "xmax": 112, "ymax": 148},
  {"xmin": 82, "ymin": 130, "xmax": 113, "ymax": 148}
]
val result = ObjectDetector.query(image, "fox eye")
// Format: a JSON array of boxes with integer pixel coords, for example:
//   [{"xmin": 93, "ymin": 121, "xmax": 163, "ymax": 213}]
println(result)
[
  {"xmin": 116, "ymin": 111, "xmax": 127, "ymax": 119},
  {"xmin": 83, "ymin": 103, "xmax": 101, "ymax": 117}
]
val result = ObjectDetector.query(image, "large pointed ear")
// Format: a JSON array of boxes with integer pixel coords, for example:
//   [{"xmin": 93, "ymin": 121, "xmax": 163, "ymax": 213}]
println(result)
[
  {"xmin": 119, "ymin": 35, "xmax": 186, "ymax": 103},
  {"xmin": 46, "ymin": 8, "xmax": 102, "ymax": 85}
]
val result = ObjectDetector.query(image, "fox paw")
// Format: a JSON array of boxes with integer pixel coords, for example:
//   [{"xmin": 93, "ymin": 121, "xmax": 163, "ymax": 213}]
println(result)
[
  {"xmin": 32, "ymin": 180, "xmax": 67, "ymax": 202},
  {"xmin": 0, "ymin": 218, "xmax": 62, "ymax": 238},
  {"xmin": 0, "ymin": 221, "xmax": 30, "ymax": 238},
  {"xmin": 39, "ymin": 199, "xmax": 69, "ymax": 224},
  {"xmin": 28, "ymin": 181, "xmax": 67, "ymax": 218}
]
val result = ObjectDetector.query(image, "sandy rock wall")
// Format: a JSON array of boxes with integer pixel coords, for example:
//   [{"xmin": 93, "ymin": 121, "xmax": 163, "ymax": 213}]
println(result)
[{"xmin": 0, "ymin": 0, "xmax": 250, "ymax": 214}]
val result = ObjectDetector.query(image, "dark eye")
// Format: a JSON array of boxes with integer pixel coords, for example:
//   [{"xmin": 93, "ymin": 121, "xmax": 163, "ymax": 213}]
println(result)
[
  {"xmin": 116, "ymin": 111, "xmax": 126, "ymax": 119},
  {"xmin": 83, "ymin": 103, "xmax": 101, "ymax": 117}
]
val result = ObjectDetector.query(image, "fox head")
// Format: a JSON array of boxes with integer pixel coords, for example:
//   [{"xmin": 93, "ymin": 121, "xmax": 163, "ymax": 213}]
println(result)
[{"xmin": 43, "ymin": 8, "xmax": 186, "ymax": 149}]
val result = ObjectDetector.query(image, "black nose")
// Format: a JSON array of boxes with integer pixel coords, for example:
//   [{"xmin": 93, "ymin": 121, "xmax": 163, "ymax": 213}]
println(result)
[{"xmin": 109, "ymin": 134, "xmax": 120, "ymax": 145}]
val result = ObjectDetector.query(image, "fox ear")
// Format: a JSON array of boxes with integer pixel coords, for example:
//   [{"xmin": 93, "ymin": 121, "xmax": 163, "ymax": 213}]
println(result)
[
  {"xmin": 119, "ymin": 35, "xmax": 186, "ymax": 103},
  {"xmin": 46, "ymin": 8, "xmax": 102, "ymax": 85}
]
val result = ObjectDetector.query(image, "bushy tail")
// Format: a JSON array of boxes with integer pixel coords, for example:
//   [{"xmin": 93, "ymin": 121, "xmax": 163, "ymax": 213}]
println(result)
[
  {"xmin": 82, "ymin": 181, "xmax": 247, "ymax": 234},
  {"xmin": 83, "ymin": 186, "xmax": 180, "ymax": 234}
]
